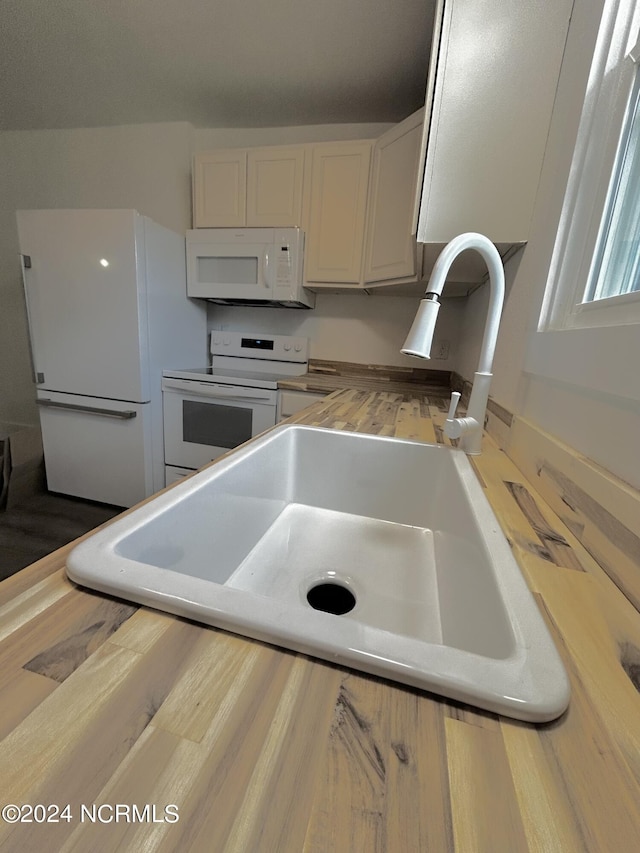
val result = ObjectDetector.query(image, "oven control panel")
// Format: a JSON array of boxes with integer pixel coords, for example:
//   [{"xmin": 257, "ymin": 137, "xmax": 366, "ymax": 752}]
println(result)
[{"xmin": 210, "ymin": 332, "xmax": 309, "ymax": 363}]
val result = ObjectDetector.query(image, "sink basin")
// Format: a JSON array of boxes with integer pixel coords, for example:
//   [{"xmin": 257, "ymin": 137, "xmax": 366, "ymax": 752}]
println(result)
[{"xmin": 67, "ymin": 424, "xmax": 570, "ymax": 722}]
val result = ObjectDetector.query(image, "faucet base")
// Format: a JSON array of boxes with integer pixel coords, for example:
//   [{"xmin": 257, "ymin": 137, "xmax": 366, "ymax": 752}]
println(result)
[{"xmin": 458, "ymin": 372, "xmax": 493, "ymax": 455}]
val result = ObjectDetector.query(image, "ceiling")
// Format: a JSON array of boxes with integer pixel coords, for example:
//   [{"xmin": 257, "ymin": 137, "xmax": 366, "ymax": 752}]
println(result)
[{"xmin": 0, "ymin": 0, "xmax": 435, "ymax": 132}]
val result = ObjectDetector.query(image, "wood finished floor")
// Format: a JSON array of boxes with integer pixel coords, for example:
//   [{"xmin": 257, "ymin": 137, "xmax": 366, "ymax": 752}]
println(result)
[{"xmin": 0, "ymin": 490, "xmax": 121, "ymax": 582}]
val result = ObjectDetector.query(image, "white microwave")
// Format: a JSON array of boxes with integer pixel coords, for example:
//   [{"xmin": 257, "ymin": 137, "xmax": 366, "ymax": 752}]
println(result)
[{"xmin": 186, "ymin": 227, "xmax": 314, "ymax": 308}]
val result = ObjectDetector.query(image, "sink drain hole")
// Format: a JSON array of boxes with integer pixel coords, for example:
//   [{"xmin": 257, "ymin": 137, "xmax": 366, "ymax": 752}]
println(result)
[{"xmin": 307, "ymin": 582, "xmax": 356, "ymax": 615}]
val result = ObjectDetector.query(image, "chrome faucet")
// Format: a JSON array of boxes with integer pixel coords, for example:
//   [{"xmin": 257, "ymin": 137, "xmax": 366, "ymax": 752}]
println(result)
[{"xmin": 402, "ymin": 233, "xmax": 505, "ymax": 455}]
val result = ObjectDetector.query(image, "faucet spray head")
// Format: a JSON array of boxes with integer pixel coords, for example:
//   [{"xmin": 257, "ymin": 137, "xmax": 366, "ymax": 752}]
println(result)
[{"xmin": 401, "ymin": 293, "xmax": 440, "ymax": 359}]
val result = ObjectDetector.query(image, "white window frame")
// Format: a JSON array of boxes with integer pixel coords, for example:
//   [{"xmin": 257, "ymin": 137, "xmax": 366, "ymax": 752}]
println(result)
[{"xmin": 526, "ymin": 0, "xmax": 640, "ymax": 404}]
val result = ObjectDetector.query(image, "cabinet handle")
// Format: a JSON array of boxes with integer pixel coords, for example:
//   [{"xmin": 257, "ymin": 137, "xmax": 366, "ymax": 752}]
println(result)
[{"xmin": 37, "ymin": 399, "xmax": 137, "ymax": 419}]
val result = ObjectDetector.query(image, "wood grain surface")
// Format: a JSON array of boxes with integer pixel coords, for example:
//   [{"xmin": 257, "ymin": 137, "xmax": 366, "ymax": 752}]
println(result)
[
  {"xmin": 0, "ymin": 387, "xmax": 639, "ymax": 852},
  {"xmin": 277, "ymin": 359, "xmax": 451, "ymax": 396},
  {"xmin": 508, "ymin": 416, "xmax": 640, "ymax": 613}
]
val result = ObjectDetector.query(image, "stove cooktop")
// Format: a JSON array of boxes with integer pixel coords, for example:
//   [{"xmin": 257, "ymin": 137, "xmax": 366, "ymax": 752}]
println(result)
[
  {"xmin": 162, "ymin": 366, "xmax": 300, "ymax": 390},
  {"xmin": 163, "ymin": 332, "xmax": 310, "ymax": 390}
]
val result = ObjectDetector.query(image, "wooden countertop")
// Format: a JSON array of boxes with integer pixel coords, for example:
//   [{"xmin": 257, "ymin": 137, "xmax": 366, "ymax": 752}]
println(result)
[
  {"xmin": 1, "ymin": 388, "xmax": 640, "ymax": 851},
  {"xmin": 277, "ymin": 358, "xmax": 452, "ymax": 396}
]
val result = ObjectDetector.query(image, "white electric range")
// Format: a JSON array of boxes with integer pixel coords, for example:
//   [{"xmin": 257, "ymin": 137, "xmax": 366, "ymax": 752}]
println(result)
[{"xmin": 162, "ymin": 332, "xmax": 309, "ymax": 484}]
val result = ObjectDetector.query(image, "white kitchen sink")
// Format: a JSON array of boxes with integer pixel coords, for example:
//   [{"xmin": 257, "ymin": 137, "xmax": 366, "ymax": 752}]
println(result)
[{"xmin": 67, "ymin": 424, "xmax": 570, "ymax": 722}]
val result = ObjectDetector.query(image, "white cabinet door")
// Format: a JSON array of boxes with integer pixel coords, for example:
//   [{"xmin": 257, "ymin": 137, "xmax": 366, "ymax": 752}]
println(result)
[
  {"xmin": 18, "ymin": 209, "xmax": 148, "ymax": 403},
  {"xmin": 193, "ymin": 150, "xmax": 247, "ymax": 227},
  {"xmin": 364, "ymin": 110, "xmax": 424, "ymax": 284},
  {"xmin": 37, "ymin": 391, "xmax": 153, "ymax": 507},
  {"xmin": 305, "ymin": 141, "xmax": 372, "ymax": 285},
  {"xmin": 247, "ymin": 146, "xmax": 305, "ymax": 227},
  {"xmin": 277, "ymin": 389, "xmax": 328, "ymax": 421},
  {"xmin": 416, "ymin": 0, "xmax": 573, "ymax": 244},
  {"xmin": 193, "ymin": 146, "xmax": 304, "ymax": 228}
]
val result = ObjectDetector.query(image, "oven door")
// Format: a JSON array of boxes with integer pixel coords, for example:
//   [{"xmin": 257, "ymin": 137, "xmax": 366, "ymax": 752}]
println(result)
[{"xmin": 162, "ymin": 378, "xmax": 277, "ymax": 471}]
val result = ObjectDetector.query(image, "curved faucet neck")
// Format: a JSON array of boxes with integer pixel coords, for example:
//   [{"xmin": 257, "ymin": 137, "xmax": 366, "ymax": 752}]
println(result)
[{"xmin": 425, "ymin": 233, "xmax": 505, "ymax": 376}]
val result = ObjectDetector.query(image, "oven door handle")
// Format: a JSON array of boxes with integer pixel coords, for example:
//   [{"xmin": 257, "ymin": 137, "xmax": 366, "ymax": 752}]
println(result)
[{"xmin": 162, "ymin": 377, "xmax": 274, "ymax": 402}]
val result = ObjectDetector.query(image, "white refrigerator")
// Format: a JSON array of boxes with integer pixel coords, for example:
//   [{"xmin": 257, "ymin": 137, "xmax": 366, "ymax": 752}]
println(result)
[{"xmin": 17, "ymin": 209, "xmax": 207, "ymax": 508}]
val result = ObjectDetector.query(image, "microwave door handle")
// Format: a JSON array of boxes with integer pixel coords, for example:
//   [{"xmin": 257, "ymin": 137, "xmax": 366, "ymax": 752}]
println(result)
[{"xmin": 263, "ymin": 248, "xmax": 269, "ymax": 289}]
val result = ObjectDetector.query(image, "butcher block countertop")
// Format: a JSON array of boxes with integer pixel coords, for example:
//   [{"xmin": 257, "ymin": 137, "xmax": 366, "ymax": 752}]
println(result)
[
  {"xmin": 1, "ymin": 388, "xmax": 640, "ymax": 851},
  {"xmin": 276, "ymin": 358, "xmax": 452, "ymax": 396}
]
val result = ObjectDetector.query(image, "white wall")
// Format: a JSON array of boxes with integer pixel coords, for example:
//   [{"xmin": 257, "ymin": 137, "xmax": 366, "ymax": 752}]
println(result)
[
  {"xmin": 455, "ymin": 0, "xmax": 640, "ymax": 490},
  {"xmin": 209, "ymin": 292, "xmax": 463, "ymax": 369},
  {"xmin": 0, "ymin": 118, "xmax": 450, "ymax": 428},
  {"xmin": 0, "ymin": 122, "xmax": 194, "ymax": 427}
]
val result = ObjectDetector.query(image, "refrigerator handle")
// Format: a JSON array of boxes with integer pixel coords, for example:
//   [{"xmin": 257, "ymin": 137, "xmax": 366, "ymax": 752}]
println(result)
[
  {"xmin": 37, "ymin": 399, "xmax": 137, "ymax": 420},
  {"xmin": 19, "ymin": 254, "xmax": 44, "ymax": 384}
]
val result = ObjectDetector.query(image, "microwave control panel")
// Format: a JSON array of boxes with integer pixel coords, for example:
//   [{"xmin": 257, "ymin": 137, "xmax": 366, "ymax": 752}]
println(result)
[{"xmin": 276, "ymin": 242, "xmax": 294, "ymax": 285}]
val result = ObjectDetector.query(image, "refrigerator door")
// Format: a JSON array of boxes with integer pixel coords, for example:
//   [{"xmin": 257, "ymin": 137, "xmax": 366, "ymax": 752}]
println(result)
[
  {"xmin": 36, "ymin": 390, "xmax": 153, "ymax": 507},
  {"xmin": 17, "ymin": 209, "xmax": 149, "ymax": 402}
]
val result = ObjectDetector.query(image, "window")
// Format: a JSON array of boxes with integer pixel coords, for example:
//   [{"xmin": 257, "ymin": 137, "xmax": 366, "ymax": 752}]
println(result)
[
  {"xmin": 539, "ymin": 0, "xmax": 640, "ymax": 331},
  {"xmin": 526, "ymin": 0, "xmax": 640, "ymax": 404},
  {"xmin": 585, "ymin": 59, "xmax": 640, "ymax": 304}
]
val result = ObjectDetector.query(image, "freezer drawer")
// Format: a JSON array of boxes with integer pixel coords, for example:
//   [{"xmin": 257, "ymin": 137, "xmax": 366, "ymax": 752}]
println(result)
[{"xmin": 37, "ymin": 391, "xmax": 154, "ymax": 507}]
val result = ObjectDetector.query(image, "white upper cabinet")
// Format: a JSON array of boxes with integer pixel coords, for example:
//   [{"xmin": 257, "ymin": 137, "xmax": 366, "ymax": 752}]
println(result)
[
  {"xmin": 363, "ymin": 109, "xmax": 424, "ymax": 285},
  {"xmin": 246, "ymin": 147, "xmax": 305, "ymax": 227},
  {"xmin": 192, "ymin": 0, "xmax": 573, "ymax": 290},
  {"xmin": 193, "ymin": 146, "xmax": 305, "ymax": 228},
  {"xmin": 193, "ymin": 149, "xmax": 246, "ymax": 228},
  {"xmin": 415, "ymin": 0, "xmax": 574, "ymax": 244},
  {"xmin": 304, "ymin": 141, "xmax": 372, "ymax": 285}
]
